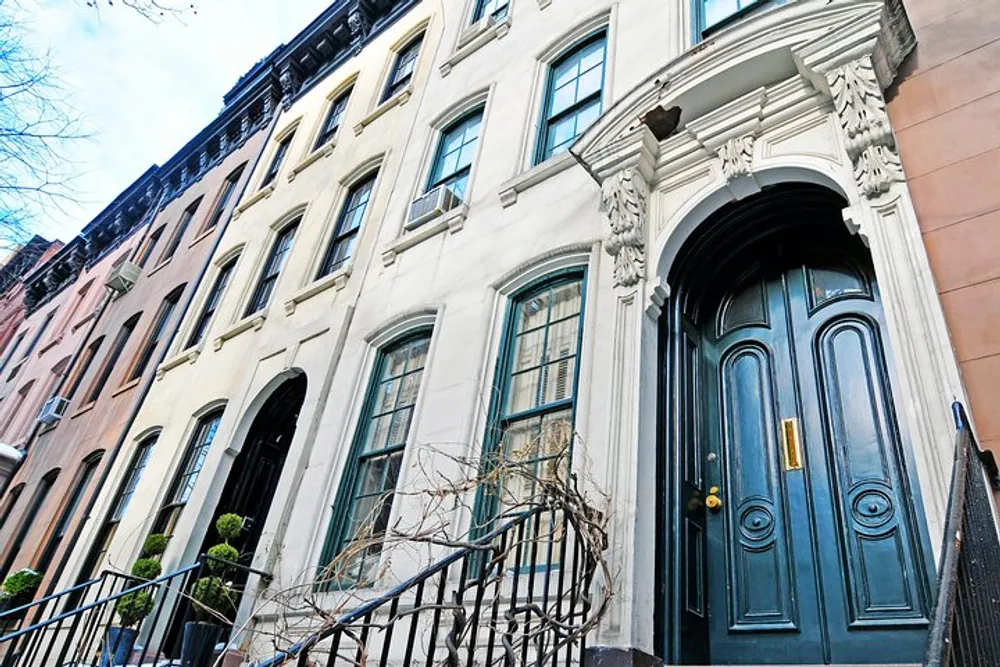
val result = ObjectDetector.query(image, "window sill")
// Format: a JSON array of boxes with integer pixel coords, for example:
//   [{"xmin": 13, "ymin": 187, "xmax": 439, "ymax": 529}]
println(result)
[
  {"xmin": 213, "ymin": 313, "xmax": 266, "ymax": 351},
  {"xmin": 382, "ymin": 204, "xmax": 468, "ymax": 267},
  {"xmin": 233, "ymin": 185, "xmax": 275, "ymax": 220},
  {"xmin": 354, "ymin": 88, "xmax": 412, "ymax": 136},
  {"xmin": 156, "ymin": 347, "xmax": 200, "ymax": 380},
  {"xmin": 71, "ymin": 312, "xmax": 96, "ymax": 333},
  {"xmin": 440, "ymin": 16, "xmax": 512, "ymax": 77},
  {"xmin": 112, "ymin": 377, "xmax": 141, "ymax": 398},
  {"xmin": 289, "ymin": 142, "xmax": 336, "ymax": 182},
  {"xmin": 7, "ymin": 358, "xmax": 25, "ymax": 380},
  {"xmin": 147, "ymin": 257, "xmax": 173, "ymax": 278},
  {"xmin": 188, "ymin": 226, "xmax": 216, "ymax": 250},
  {"xmin": 283, "ymin": 266, "xmax": 352, "ymax": 315},
  {"xmin": 71, "ymin": 402, "xmax": 96, "ymax": 419},
  {"xmin": 37, "ymin": 335, "xmax": 63, "ymax": 357},
  {"xmin": 498, "ymin": 151, "xmax": 577, "ymax": 207}
]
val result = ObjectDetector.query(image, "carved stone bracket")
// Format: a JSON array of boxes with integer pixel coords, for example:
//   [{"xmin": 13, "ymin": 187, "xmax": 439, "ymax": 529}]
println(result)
[
  {"xmin": 827, "ymin": 58, "xmax": 904, "ymax": 198},
  {"xmin": 601, "ymin": 167, "xmax": 648, "ymax": 289},
  {"xmin": 717, "ymin": 135, "xmax": 755, "ymax": 181}
]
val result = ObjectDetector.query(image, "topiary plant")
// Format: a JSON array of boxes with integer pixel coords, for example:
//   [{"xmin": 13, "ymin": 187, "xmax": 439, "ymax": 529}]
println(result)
[
  {"xmin": 131, "ymin": 557, "xmax": 162, "ymax": 581},
  {"xmin": 1, "ymin": 568, "xmax": 43, "ymax": 601},
  {"xmin": 115, "ymin": 591, "xmax": 155, "ymax": 628},
  {"xmin": 142, "ymin": 533, "xmax": 169, "ymax": 558},
  {"xmin": 190, "ymin": 576, "xmax": 236, "ymax": 624},
  {"xmin": 215, "ymin": 514, "xmax": 243, "ymax": 542},
  {"xmin": 206, "ymin": 544, "xmax": 238, "ymax": 575}
]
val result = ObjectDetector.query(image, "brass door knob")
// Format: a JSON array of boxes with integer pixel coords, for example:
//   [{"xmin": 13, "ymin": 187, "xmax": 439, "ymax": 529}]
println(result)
[{"xmin": 706, "ymin": 488, "xmax": 723, "ymax": 512}]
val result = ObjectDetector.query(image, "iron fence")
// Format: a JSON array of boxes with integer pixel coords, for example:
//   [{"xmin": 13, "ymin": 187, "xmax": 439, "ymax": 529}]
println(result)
[{"xmin": 924, "ymin": 401, "xmax": 1000, "ymax": 667}]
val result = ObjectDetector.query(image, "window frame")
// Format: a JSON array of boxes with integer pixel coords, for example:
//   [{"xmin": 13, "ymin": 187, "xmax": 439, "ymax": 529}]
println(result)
[
  {"xmin": 84, "ymin": 314, "xmax": 141, "ymax": 405},
  {"xmin": 65, "ymin": 336, "xmax": 103, "ymax": 403},
  {"xmin": 534, "ymin": 31, "xmax": 608, "ymax": 165},
  {"xmin": 35, "ymin": 452, "xmax": 103, "ymax": 573},
  {"xmin": 137, "ymin": 226, "xmax": 165, "ymax": 269},
  {"xmin": 471, "ymin": 0, "xmax": 509, "ymax": 23},
  {"xmin": 317, "ymin": 328, "xmax": 433, "ymax": 587},
  {"xmin": 127, "ymin": 287, "xmax": 184, "ymax": 382},
  {"xmin": 425, "ymin": 107, "xmax": 484, "ymax": 202},
  {"xmin": 382, "ymin": 34, "xmax": 424, "ymax": 103},
  {"xmin": 204, "ymin": 164, "xmax": 246, "ymax": 231},
  {"xmin": 316, "ymin": 173, "xmax": 378, "ymax": 280},
  {"xmin": 474, "ymin": 269, "xmax": 588, "ymax": 528},
  {"xmin": 315, "ymin": 88, "xmax": 353, "ymax": 150},
  {"xmin": 159, "ymin": 198, "xmax": 203, "ymax": 264},
  {"xmin": 696, "ymin": 0, "xmax": 770, "ymax": 39},
  {"xmin": 0, "ymin": 483, "xmax": 24, "ymax": 533},
  {"xmin": 0, "ymin": 469, "xmax": 58, "ymax": 581},
  {"xmin": 0, "ymin": 331, "xmax": 26, "ymax": 374},
  {"xmin": 152, "ymin": 410, "xmax": 223, "ymax": 538},
  {"xmin": 186, "ymin": 258, "xmax": 238, "ymax": 349},
  {"xmin": 245, "ymin": 220, "xmax": 300, "ymax": 317},
  {"xmin": 261, "ymin": 133, "xmax": 295, "ymax": 188}
]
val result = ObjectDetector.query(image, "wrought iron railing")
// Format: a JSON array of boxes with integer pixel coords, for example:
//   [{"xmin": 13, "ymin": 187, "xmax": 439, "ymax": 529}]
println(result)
[
  {"xmin": 924, "ymin": 401, "xmax": 1000, "ymax": 667},
  {"xmin": 255, "ymin": 506, "xmax": 598, "ymax": 667},
  {"xmin": 0, "ymin": 562, "xmax": 203, "ymax": 667}
]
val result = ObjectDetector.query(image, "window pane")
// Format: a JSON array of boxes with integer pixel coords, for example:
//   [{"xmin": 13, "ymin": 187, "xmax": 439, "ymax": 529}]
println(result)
[
  {"xmin": 512, "ymin": 329, "xmax": 544, "ymax": 371},
  {"xmin": 546, "ymin": 316, "xmax": 579, "ymax": 361},
  {"xmin": 704, "ymin": 0, "xmax": 740, "ymax": 27},
  {"xmin": 508, "ymin": 369, "xmax": 540, "ymax": 413},
  {"xmin": 540, "ymin": 357, "xmax": 576, "ymax": 404}
]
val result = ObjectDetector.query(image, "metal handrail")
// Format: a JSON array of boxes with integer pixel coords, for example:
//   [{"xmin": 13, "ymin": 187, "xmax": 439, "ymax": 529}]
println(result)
[{"xmin": 0, "ymin": 574, "xmax": 105, "ymax": 621}]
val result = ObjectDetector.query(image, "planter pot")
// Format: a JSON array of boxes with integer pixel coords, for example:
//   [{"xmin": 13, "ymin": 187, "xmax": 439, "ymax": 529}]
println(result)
[
  {"xmin": 101, "ymin": 626, "xmax": 138, "ymax": 667},
  {"xmin": 181, "ymin": 621, "xmax": 224, "ymax": 667}
]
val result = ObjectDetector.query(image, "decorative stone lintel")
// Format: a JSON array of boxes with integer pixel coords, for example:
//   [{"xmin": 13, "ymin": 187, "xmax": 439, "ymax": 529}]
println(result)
[
  {"xmin": 213, "ymin": 314, "xmax": 266, "ymax": 351},
  {"xmin": 354, "ymin": 88, "xmax": 411, "ymax": 136},
  {"xmin": 441, "ymin": 16, "xmax": 512, "ymax": 77}
]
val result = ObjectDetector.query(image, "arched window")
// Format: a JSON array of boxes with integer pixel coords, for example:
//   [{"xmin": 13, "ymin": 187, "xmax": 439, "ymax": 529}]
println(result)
[
  {"xmin": 0, "ymin": 483, "xmax": 25, "ymax": 533},
  {"xmin": 245, "ymin": 220, "xmax": 299, "ymax": 316},
  {"xmin": 128, "ymin": 286, "xmax": 185, "ymax": 382},
  {"xmin": 186, "ymin": 258, "xmax": 238, "ymax": 348},
  {"xmin": 36, "ymin": 452, "xmax": 103, "ymax": 573},
  {"xmin": 318, "ymin": 330, "xmax": 432, "ymax": 585},
  {"xmin": 535, "ymin": 32, "xmax": 606, "ymax": 164},
  {"xmin": 85, "ymin": 313, "xmax": 142, "ymax": 404},
  {"xmin": 427, "ymin": 108, "xmax": 483, "ymax": 202},
  {"xmin": 477, "ymin": 271, "xmax": 586, "ymax": 524},
  {"xmin": 0, "ymin": 469, "xmax": 59, "ymax": 580},
  {"xmin": 153, "ymin": 410, "xmax": 224, "ymax": 537},
  {"xmin": 317, "ymin": 174, "xmax": 377, "ymax": 279}
]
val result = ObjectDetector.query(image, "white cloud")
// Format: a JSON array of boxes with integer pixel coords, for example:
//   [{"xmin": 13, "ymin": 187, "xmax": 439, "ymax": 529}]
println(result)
[{"xmin": 23, "ymin": 0, "xmax": 334, "ymax": 241}]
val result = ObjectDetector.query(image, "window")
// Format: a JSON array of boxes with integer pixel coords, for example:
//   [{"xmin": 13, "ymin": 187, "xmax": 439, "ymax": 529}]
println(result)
[
  {"xmin": 315, "ymin": 89, "xmax": 352, "ymax": 150},
  {"xmin": 0, "ymin": 470, "xmax": 58, "ymax": 581},
  {"xmin": 319, "ymin": 331, "xmax": 431, "ymax": 585},
  {"xmin": 478, "ymin": 274, "xmax": 585, "ymax": 524},
  {"xmin": 261, "ymin": 133, "xmax": 295, "ymax": 188},
  {"xmin": 153, "ymin": 411, "xmax": 222, "ymax": 537},
  {"xmin": 186, "ymin": 259, "xmax": 237, "ymax": 348},
  {"xmin": 56, "ymin": 280, "xmax": 94, "ymax": 338},
  {"xmin": 699, "ymin": 0, "xmax": 764, "ymax": 35},
  {"xmin": 1, "ymin": 381, "xmax": 34, "ymax": 436},
  {"xmin": 317, "ymin": 174, "xmax": 376, "ymax": 279},
  {"xmin": 65, "ymin": 337, "xmax": 103, "ymax": 402},
  {"xmin": 245, "ymin": 221, "xmax": 299, "ymax": 316},
  {"xmin": 383, "ymin": 35, "xmax": 423, "ymax": 102},
  {"xmin": 205, "ymin": 165, "xmax": 246, "ymax": 230},
  {"xmin": 128, "ymin": 288, "xmax": 183, "ymax": 382},
  {"xmin": 536, "ymin": 33, "xmax": 607, "ymax": 164},
  {"xmin": 22, "ymin": 310, "xmax": 56, "ymax": 359},
  {"xmin": 0, "ymin": 331, "xmax": 25, "ymax": 373},
  {"xmin": 0, "ymin": 484, "xmax": 24, "ymax": 533},
  {"xmin": 75, "ymin": 437, "xmax": 155, "ymax": 584},
  {"xmin": 137, "ymin": 227, "xmax": 165, "ymax": 268},
  {"xmin": 35, "ymin": 454, "xmax": 102, "ymax": 574},
  {"xmin": 85, "ymin": 314, "xmax": 140, "ymax": 404},
  {"xmin": 427, "ymin": 110, "xmax": 483, "ymax": 202},
  {"xmin": 160, "ymin": 199, "xmax": 202, "ymax": 263},
  {"xmin": 472, "ymin": 0, "xmax": 509, "ymax": 22}
]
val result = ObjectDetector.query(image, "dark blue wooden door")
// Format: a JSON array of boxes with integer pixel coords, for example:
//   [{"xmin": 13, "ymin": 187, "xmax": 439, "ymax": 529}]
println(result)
[{"xmin": 700, "ymin": 253, "xmax": 931, "ymax": 664}]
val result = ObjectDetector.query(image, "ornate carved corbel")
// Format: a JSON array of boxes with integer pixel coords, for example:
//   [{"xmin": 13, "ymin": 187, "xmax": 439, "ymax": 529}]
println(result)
[
  {"xmin": 601, "ymin": 167, "xmax": 648, "ymax": 289},
  {"xmin": 827, "ymin": 58, "xmax": 904, "ymax": 198},
  {"xmin": 717, "ymin": 135, "xmax": 755, "ymax": 181}
]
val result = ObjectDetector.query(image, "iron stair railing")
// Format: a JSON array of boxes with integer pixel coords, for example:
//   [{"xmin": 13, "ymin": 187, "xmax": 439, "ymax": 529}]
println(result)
[
  {"xmin": 924, "ymin": 401, "xmax": 1000, "ymax": 667},
  {"xmin": 0, "ymin": 562, "xmax": 203, "ymax": 667},
  {"xmin": 254, "ymin": 506, "xmax": 598, "ymax": 667}
]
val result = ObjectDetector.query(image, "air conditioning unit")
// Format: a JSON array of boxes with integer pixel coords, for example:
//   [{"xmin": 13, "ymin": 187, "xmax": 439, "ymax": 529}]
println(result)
[
  {"xmin": 38, "ymin": 396, "xmax": 70, "ymax": 425},
  {"xmin": 407, "ymin": 185, "xmax": 461, "ymax": 229},
  {"xmin": 105, "ymin": 261, "xmax": 141, "ymax": 294}
]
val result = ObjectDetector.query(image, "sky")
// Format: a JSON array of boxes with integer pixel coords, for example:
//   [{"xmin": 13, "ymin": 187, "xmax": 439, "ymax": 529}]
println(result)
[{"xmin": 21, "ymin": 0, "xmax": 336, "ymax": 243}]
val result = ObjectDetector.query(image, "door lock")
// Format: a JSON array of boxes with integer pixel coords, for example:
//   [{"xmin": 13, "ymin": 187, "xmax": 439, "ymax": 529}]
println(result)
[{"xmin": 705, "ymin": 486, "xmax": 723, "ymax": 512}]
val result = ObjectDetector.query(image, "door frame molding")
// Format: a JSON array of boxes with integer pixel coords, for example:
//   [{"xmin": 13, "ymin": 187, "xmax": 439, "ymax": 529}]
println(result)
[{"xmin": 569, "ymin": 0, "xmax": 963, "ymax": 657}]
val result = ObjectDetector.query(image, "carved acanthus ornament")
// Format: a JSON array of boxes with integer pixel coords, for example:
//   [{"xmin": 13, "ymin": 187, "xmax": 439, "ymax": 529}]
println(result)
[
  {"xmin": 828, "ymin": 58, "xmax": 904, "ymax": 198},
  {"xmin": 601, "ymin": 168, "xmax": 648, "ymax": 288},
  {"xmin": 717, "ymin": 135, "xmax": 755, "ymax": 180}
]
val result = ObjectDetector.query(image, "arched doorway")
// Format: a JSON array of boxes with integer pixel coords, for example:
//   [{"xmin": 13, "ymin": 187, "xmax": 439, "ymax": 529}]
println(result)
[{"xmin": 662, "ymin": 184, "xmax": 934, "ymax": 664}]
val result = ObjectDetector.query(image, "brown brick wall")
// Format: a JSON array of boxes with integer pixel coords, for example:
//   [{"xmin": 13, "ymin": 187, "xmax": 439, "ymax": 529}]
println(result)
[{"xmin": 888, "ymin": 0, "xmax": 1000, "ymax": 454}]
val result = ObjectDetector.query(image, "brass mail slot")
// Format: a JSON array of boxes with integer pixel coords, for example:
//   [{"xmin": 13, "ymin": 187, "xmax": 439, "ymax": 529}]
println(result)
[{"xmin": 782, "ymin": 418, "xmax": 803, "ymax": 471}]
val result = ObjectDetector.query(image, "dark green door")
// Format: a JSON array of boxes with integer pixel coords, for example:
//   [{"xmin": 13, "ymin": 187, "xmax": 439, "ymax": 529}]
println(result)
[{"xmin": 698, "ymin": 249, "xmax": 931, "ymax": 664}]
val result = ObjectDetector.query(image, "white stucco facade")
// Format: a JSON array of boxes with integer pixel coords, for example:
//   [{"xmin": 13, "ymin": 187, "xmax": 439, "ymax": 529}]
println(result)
[{"xmin": 64, "ymin": 0, "xmax": 967, "ymax": 660}]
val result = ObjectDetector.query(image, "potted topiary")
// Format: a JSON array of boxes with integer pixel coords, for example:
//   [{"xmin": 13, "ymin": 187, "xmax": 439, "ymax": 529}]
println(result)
[
  {"xmin": 0, "ymin": 568, "xmax": 43, "ymax": 618},
  {"xmin": 181, "ymin": 514, "xmax": 243, "ymax": 667},
  {"xmin": 101, "ymin": 534, "xmax": 168, "ymax": 667}
]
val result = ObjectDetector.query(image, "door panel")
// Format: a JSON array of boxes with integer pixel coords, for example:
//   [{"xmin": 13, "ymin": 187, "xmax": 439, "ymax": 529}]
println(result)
[{"xmin": 720, "ymin": 344, "xmax": 796, "ymax": 630}]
